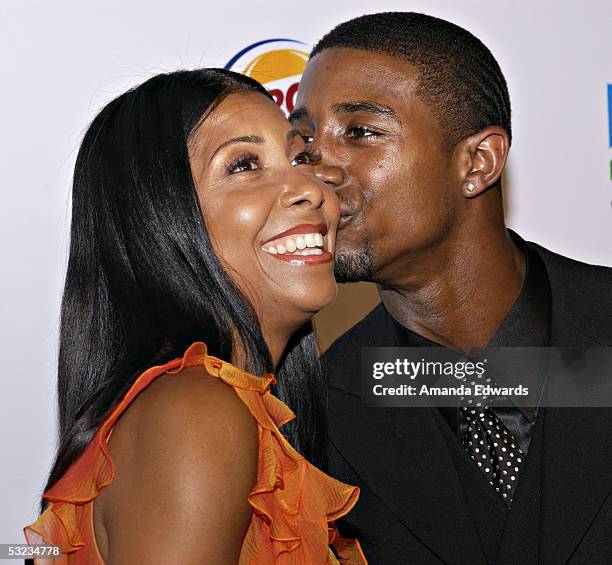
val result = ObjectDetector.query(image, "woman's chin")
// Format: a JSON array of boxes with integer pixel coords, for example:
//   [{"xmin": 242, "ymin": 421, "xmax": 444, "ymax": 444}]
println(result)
[{"xmin": 290, "ymin": 283, "xmax": 338, "ymax": 320}]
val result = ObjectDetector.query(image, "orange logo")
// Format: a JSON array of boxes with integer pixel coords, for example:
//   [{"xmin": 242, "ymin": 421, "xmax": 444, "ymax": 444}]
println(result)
[{"xmin": 225, "ymin": 39, "xmax": 309, "ymax": 114}]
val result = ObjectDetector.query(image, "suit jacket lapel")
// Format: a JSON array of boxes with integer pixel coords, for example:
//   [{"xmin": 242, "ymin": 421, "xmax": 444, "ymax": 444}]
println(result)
[{"xmin": 493, "ymin": 407, "xmax": 544, "ymax": 565}]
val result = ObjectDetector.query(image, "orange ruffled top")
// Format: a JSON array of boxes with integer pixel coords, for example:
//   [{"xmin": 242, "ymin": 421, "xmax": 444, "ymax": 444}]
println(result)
[{"xmin": 24, "ymin": 342, "xmax": 367, "ymax": 564}]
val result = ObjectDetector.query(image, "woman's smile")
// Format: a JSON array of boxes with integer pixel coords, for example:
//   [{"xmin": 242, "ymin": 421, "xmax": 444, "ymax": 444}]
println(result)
[{"xmin": 261, "ymin": 222, "xmax": 333, "ymax": 265}]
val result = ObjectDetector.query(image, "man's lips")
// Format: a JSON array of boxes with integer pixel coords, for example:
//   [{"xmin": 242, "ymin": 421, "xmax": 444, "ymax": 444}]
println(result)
[
  {"xmin": 336, "ymin": 184, "xmax": 364, "ymax": 230},
  {"xmin": 338, "ymin": 214, "xmax": 355, "ymax": 230},
  {"xmin": 338, "ymin": 198, "xmax": 360, "ymax": 230}
]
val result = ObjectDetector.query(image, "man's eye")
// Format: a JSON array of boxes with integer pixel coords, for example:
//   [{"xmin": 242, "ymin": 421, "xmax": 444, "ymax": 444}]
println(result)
[
  {"xmin": 301, "ymin": 134, "xmax": 314, "ymax": 144},
  {"xmin": 226, "ymin": 153, "xmax": 259, "ymax": 174},
  {"xmin": 346, "ymin": 126, "xmax": 379, "ymax": 139}
]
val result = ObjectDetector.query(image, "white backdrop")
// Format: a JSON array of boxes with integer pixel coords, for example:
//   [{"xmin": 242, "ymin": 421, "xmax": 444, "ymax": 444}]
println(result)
[{"xmin": 1, "ymin": 0, "xmax": 611, "ymax": 551}]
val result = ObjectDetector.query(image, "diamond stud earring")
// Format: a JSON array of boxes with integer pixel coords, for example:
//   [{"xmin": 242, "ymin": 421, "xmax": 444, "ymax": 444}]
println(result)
[{"xmin": 465, "ymin": 182, "xmax": 476, "ymax": 193}]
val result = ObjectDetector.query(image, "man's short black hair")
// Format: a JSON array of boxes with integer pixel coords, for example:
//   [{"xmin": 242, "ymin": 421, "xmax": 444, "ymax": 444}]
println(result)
[{"xmin": 311, "ymin": 12, "xmax": 512, "ymax": 148}]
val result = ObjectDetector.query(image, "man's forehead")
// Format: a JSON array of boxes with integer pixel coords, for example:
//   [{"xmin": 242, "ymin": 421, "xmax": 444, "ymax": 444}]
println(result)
[
  {"xmin": 296, "ymin": 48, "xmax": 419, "ymax": 112},
  {"xmin": 304, "ymin": 48, "xmax": 418, "ymax": 85}
]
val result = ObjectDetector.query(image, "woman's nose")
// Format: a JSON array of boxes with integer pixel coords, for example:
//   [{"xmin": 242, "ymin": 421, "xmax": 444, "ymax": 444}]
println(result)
[
  {"xmin": 279, "ymin": 173, "xmax": 326, "ymax": 209},
  {"xmin": 313, "ymin": 163, "xmax": 344, "ymax": 189}
]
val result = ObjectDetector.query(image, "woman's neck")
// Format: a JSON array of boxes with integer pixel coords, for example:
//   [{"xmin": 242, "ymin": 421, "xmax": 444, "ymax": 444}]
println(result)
[{"xmin": 230, "ymin": 322, "xmax": 295, "ymax": 372}]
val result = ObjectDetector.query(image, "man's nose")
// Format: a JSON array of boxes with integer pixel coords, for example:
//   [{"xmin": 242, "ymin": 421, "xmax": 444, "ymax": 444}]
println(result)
[
  {"xmin": 313, "ymin": 163, "xmax": 344, "ymax": 189},
  {"xmin": 308, "ymin": 132, "xmax": 349, "ymax": 186}
]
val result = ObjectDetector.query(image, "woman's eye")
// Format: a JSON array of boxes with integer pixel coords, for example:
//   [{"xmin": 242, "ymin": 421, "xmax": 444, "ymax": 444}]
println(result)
[
  {"xmin": 291, "ymin": 150, "xmax": 321, "ymax": 166},
  {"xmin": 346, "ymin": 126, "xmax": 379, "ymax": 139},
  {"xmin": 226, "ymin": 154, "xmax": 260, "ymax": 174}
]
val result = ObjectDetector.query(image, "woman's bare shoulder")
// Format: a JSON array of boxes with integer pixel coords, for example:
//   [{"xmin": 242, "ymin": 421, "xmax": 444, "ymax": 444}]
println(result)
[{"xmin": 95, "ymin": 364, "xmax": 258, "ymax": 564}]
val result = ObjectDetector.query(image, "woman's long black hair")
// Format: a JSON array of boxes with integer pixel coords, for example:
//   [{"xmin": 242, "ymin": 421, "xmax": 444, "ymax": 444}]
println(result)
[{"xmin": 42, "ymin": 69, "xmax": 326, "ymax": 507}]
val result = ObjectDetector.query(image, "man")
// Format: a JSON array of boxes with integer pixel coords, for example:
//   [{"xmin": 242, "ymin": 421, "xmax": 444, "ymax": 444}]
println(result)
[{"xmin": 290, "ymin": 12, "xmax": 612, "ymax": 564}]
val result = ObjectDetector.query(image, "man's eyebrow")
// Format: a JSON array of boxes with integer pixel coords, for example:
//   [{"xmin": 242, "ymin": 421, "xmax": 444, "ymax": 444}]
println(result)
[
  {"xmin": 286, "ymin": 128, "xmax": 304, "ymax": 141},
  {"xmin": 209, "ymin": 135, "xmax": 264, "ymax": 163},
  {"xmin": 332, "ymin": 101, "xmax": 400, "ymax": 122}
]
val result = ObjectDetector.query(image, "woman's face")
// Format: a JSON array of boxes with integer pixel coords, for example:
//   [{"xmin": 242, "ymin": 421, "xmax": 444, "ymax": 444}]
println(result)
[{"xmin": 189, "ymin": 91, "xmax": 340, "ymax": 330}]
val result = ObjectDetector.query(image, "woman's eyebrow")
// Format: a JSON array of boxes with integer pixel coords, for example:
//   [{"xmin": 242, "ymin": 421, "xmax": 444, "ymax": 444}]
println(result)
[{"xmin": 209, "ymin": 135, "xmax": 264, "ymax": 163}]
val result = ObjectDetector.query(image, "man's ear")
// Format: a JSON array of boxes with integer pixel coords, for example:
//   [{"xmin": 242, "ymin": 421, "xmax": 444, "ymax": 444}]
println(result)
[{"xmin": 454, "ymin": 127, "xmax": 509, "ymax": 198}]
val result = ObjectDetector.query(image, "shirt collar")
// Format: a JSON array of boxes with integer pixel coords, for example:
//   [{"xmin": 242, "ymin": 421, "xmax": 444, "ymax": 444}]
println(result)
[{"xmin": 385, "ymin": 230, "xmax": 552, "ymax": 421}]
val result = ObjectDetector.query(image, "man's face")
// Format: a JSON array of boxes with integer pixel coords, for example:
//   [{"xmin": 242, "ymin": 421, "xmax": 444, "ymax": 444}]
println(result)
[{"xmin": 291, "ymin": 48, "xmax": 457, "ymax": 284}]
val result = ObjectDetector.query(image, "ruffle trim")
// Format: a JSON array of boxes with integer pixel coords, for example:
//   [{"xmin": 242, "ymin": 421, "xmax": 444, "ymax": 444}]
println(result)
[
  {"xmin": 24, "ymin": 502, "xmax": 85, "ymax": 557},
  {"xmin": 241, "ymin": 419, "xmax": 364, "ymax": 563},
  {"xmin": 24, "ymin": 342, "xmax": 366, "ymax": 563}
]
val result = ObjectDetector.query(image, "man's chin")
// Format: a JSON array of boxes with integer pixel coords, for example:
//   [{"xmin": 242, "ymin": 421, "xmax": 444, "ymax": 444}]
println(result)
[{"xmin": 333, "ymin": 245, "xmax": 375, "ymax": 283}]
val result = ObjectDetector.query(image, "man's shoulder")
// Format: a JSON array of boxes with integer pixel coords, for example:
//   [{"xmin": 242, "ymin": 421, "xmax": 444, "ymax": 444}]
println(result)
[
  {"xmin": 529, "ymin": 240, "xmax": 612, "ymax": 285},
  {"xmin": 527, "ymin": 239, "xmax": 612, "ymax": 343}
]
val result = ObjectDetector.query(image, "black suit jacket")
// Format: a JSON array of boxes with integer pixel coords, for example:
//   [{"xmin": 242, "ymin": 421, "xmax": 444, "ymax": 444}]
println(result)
[{"xmin": 323, "ymin": 239, "xmax": 612, "ymax": 564}]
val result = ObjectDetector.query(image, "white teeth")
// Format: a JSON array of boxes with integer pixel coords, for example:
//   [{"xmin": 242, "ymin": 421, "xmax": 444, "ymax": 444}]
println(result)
[
  {"xmin": 262, "ymin": 231, "xmax": 327, "ymax": 256},
  {"xmin": 263, "ymin": 246, "xmax": 325, "ymax": 257},
  {"xmin": 294, "ymin": 248, "xmax": 323, "ymax": 255}
]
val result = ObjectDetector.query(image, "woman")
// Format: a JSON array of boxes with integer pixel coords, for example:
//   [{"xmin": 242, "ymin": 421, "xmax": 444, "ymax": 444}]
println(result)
[{"xmin": 24, "ymin": 69, "xmax": 366, "ymax": 564}]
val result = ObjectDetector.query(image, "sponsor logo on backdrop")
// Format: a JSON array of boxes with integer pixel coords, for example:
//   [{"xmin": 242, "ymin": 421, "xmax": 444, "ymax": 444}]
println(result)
[{"xmin": 225, "ymin": 39, "xmax": 309, "ymax": 115}]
